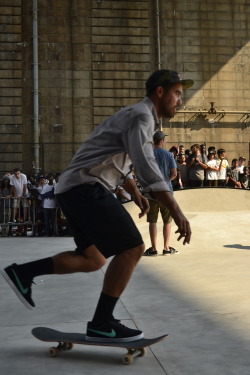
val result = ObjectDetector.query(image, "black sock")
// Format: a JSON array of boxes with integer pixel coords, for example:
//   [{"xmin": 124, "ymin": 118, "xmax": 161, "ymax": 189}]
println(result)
[
  {"xmin": 17, "ymin": 257, "xmax": 54, "ymax": 281},
  {"xmin": 91, "ymin": 292, "xmax": 118, "ymax": 326}
]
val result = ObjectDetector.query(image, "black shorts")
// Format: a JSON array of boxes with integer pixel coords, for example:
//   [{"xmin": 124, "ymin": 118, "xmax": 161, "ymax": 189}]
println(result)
[{"xmin": 56, "ymin": 183, "xmax": 143, "ymax": 258}]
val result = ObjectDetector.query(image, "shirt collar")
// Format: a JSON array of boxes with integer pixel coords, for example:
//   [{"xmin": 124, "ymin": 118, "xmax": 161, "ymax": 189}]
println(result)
[{"xmin": 142, "ymin": 97, "xmax": 160, "ymax": 130}]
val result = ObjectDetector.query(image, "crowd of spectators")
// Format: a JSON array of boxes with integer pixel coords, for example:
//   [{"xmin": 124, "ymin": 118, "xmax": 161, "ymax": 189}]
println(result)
[
  {"xmin": 0, "ymin": 169, "xmax": 70, "ymax": 237},
  {"xmin": 0, "ymin": 146, "xmax": 249, "ymax": 236},
  {"xmin": 168, "ymin": 144, "xmax": 250, "ymax": 191}
]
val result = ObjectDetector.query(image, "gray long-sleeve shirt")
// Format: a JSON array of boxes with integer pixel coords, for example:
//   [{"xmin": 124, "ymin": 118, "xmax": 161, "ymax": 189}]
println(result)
[{"xmin": 55, "ymin": 97, "xmax": 170, "ymax": 195}]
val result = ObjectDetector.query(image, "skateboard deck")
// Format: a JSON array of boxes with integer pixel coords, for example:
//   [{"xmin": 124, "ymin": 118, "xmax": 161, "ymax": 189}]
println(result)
[{"xmin": 32, "ymin": 326, "xmax": 168, "ymax": 365}]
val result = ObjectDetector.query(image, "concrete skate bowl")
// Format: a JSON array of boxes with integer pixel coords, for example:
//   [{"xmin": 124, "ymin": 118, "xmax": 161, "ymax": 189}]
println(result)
[
  {"xmin": 124, "ymin": 188, "xmax": 250, "ymax": 221},
  {"xmin": 174, "ymin": 188, "xmax": 250, "ymax": 212}
]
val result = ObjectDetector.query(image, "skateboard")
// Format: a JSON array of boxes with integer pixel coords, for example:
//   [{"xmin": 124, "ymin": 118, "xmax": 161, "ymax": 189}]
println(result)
[{"xmin": 31, "ymin": 326, "xmax": 168, "ymax": 365}]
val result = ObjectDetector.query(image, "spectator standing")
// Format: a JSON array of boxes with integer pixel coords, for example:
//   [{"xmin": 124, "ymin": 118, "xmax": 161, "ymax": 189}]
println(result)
[
  {"xmin": 144, "ymin": 130, "xmax": 178, "ymax": 256},
  {"xmin": 240, "ymin": 166, "xmax": 249, "ymax": 189},
  {"xmin": 177, "ymin": 154, "xmax": 188, "ymax": 188},
  {"xmin": 178, "ymin": 144, "xmax": 185, "ymax": 156},
  {"xmin": 41, "ymin": 174, "xmax": 57, "ymax": 236},
  {"xmin": 186, "ymin": 144, "xmax": 207, "ymax": 187},
  {"xmin": 227, "ymin": 159, "xmax": 241, "ymax": 188},
  {"xmin": 205, "ymin": 151, "xmax": 219, "ymax": 187},
  {"xmin": 200, "ymin": 144, "xmax": 208, "ymax": 163},
  {"xmin": 169, "ymin": 146, "xmax": 180, "ymax": 190},
  {"xmin": 238, "ymin": 156, "xmax": 246, "ymax": 175},
  {"xmin": 217, "ymin": 149, "xmax": 229, "ymax": 187},
  {"xmin": 0, "ymin": 176, "xmax": 13, "ymax": 236},
  {"xmin": 10, "ymin": 168, "xmax": 29, "ymax": 224}
]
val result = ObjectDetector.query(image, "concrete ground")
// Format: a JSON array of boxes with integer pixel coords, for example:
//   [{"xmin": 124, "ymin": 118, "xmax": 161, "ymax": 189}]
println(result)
[{"xmin": 0, "ymin": 188, "xmax": 249, "ymax": 375}]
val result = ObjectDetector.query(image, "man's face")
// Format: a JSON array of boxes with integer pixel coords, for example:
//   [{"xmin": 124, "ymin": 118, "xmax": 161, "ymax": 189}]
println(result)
[
  {"xmin": 14, "ymin": 171, "xmax": 21, "ymax": 179},
  {"xmin": 157, "ymin": 83, "xmax": 183, "ymax": 119},
  {"xmin": 191, "ymin": 145, "xmax": 198, "ymax": 154}
]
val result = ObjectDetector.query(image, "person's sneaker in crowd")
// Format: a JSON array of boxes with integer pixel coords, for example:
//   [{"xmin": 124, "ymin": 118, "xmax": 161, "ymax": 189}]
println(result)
[
  {"xmin": 162, "ymin": 247, "xmax": 179, "ymax": 255},
  {"xmin": 143, "ymin": 247, "xmax": 158, "ymax": 256},
  {"xmin": 0, "ymin": 263, "xmax": 35, "ymax": 310},
  {"xmin": 86, "ymin": 320, "xmax": 144, "ymax": 342}
]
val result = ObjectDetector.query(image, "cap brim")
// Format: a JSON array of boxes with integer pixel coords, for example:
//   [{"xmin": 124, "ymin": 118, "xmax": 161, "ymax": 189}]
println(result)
[{"xmin": 180, "ymin": 79, "xmax": 194, "ymax": 89}]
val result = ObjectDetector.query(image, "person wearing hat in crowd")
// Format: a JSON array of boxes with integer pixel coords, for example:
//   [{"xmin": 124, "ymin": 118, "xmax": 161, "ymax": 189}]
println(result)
[
  {"xmin": 0, "ymin": 176, "xmax": 13, "ymax": 236},
  {"xmin": 144, "ymin": 130, "xmax": 178, "ymax": 256},
  {"xmin": 205, "ymin": 150, "xmax": 220, "ymax": 187},
  {"xmin": 1, "ymin": 69, "xmax": 193, "ymax": 343}
]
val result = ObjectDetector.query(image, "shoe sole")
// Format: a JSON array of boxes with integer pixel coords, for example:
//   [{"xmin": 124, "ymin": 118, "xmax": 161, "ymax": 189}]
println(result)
[
  {"xmin": 85, "ymin": 332, "xmax": 144, "ymax": 343},
  {"xmin": 144, "ymin": 254, "xmax": 158, "ymax": 257},
  {"xmin": 0, "ymin": 268, "xmax": 34, "ymax": 310}
]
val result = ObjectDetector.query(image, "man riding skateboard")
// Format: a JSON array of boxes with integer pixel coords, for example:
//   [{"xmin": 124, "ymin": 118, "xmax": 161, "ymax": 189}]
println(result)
[{"xmin": 1, "ymin": 70, "xmax": 193, "ymax": 343}]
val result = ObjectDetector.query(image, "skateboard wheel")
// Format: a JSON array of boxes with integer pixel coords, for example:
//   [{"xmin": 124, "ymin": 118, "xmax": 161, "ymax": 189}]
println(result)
[
  {"xmin": 49, "ymin": 347, "xmax": 58, "ymax": 357},
  {"xmin": 68, "ymin": 343, "xmax": 74, "ymax": 350},
  {"xmin": 139, "ymin": 347, "xmax": 147, "ymax": 357},
  {"xmin": 122, "ymin": 354, "xmax": 133, "ymax": 365}
]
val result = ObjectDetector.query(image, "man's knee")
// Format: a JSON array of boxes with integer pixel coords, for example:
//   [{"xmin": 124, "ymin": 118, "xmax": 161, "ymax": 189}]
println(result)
[
  {"xmin": 79, "ymin": 245, "xmax": 107, "ymax": 272},
  {"xmin": 124, "ymin": 243, "xmax": 145, "ymax": 260},
  {"xmin": 84, "ymin": 256, "xmax": 106, "ymax": 272}
]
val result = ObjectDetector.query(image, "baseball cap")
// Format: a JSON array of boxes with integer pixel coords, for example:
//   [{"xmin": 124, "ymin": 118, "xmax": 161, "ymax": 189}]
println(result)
[
  {"xmin": 146, "ymin": 69, "xmax": 194, "ymax": 92},
  {"xmin": 153, "ymin": 130, "xmax": 168, "ymax": 142},
  {"xmin": 2, "ymin": 175, "xmax": 10, "ymax": 181},
  {"xmin": 239, "ymin": 156, "xmax": 246, "ymax": 160}
]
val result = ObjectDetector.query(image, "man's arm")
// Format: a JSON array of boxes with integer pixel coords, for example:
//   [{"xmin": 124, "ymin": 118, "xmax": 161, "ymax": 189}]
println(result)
[
  {"xmin": 169, "ymin": 168, "xmax": 177, "ymax": 181},
  {"xmin": 151, "ymin": 190, "xmax": 191, "ymax": 245},
  {"xmin": 123, "ymin": 178, "xmax": 150, "ymax": 218},
  {"xmin": 22, "ymin": 184, "xmax": 27, "ymax": 197}
]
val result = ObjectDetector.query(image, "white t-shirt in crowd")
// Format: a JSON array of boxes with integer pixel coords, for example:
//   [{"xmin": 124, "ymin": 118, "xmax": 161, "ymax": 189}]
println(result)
[
  {"xmin": 206, "ymin": 160, "xmax": 220, "ymax": 180},
  {"xmin": 217, "ymin": 159, "xmax": 229, "ymax": 179},
  {"xmin": 37, "ymin": 184, "xmax": 56, "ymax": 209},
  {"xmin": 10, "ymin": 173, "xmax": 28, "ymax": 197}
]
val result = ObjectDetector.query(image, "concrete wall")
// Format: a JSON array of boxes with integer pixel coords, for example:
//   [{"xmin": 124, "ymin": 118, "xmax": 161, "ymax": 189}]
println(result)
[
  {"xmin": 0, "ymin": 0, "xmax": 249, "ymax": 175},
  {"xmin": 124, "ymin": 189, "xmax": 250, "ymax": 226}
]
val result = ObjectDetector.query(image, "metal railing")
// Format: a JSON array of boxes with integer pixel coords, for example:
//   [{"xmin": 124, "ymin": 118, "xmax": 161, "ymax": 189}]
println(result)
[{"xmin": 0, "ymin": 197, "xmax": 71, "ymax": 237}]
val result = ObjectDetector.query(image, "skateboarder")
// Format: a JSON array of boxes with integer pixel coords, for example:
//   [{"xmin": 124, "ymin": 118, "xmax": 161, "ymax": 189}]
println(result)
[{"xmin": 1, "ymin": 70, "xmax": 193, "ymax": 343}]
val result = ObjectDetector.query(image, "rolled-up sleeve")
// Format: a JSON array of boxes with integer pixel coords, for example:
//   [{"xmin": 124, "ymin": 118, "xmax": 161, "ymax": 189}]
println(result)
[{"xmin": 123, "ymin": 113, "xmax": 171, "ymax": 193}]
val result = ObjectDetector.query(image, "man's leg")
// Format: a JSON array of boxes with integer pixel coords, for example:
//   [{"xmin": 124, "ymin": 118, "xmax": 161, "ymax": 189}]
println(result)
[
  {"xmin": 87, "ymin": 244, "xmax": 145, "ymax": 342},
  {"xmin": 144, "ymin": 200, "xmax": 159, "ymax": 256},
  {"xmin": 102, "ymin": 244, "xmax": 144, "ymax": 297},
  {"xmin": 52, "ymin": 245, "xmax": 106, "ymax": 274},
  {"xmin": 163, "ymin": 222, "xmax": 171, "ymax": 250},
  {"xmin": 0, "ymin": 245, "xmax": 106, "ymax": 310},
  {"xmin": 149, "ymin": 222, "xmax": 157, "ymax": 251}
]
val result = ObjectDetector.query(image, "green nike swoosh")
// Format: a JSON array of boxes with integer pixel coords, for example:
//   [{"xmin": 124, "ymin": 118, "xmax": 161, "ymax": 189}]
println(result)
[
  {"xmin": 11, "ymin": 269, "xmax": 29, "ymax": 295},
  {"xmin": 88, "ymin": 328, "xmax": 116, "ymax": 338}
]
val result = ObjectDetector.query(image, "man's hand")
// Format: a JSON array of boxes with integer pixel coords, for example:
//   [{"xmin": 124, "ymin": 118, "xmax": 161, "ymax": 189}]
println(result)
[
  {"xmin": 122, "ymin": 178, "xmax": 150, "ymax": 218},
  {"xmin": 151, "ymin": 190, "xmax": 192, "ymax": 245},
  {"xmin": 173, "ymin": 212, "xmax": 192, "ymax": 245},
  {"xmin": 133, "ymin": 193, "xmax": 150, "ymax": 218}
]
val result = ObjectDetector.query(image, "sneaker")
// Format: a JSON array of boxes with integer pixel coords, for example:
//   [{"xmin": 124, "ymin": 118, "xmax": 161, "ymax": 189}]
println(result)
[
  {"xmin": 143, "ymin": 247, "xmax": 158, "ymax": 256},
  {"xmin": 163, "ymin": 247, "xmax": 179, "ymax": 255},
  {"xmin": 0, "ymin": 263, "xmax": 35, "ymax": 310},
  {"xmin": 86, "ymin": 320, "xmax": 144, "ymax": 342}
]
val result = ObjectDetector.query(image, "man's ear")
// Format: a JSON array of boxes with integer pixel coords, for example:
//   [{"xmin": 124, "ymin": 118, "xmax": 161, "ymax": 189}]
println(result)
[{"xmin": 155, "ymin": 86, "xmax": 164, "ymax": 98}]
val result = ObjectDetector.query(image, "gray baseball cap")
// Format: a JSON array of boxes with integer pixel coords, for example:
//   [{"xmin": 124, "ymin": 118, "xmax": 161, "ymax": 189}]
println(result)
[{"xmin": 153, "ymin": 130, "xmax": 168, "ymax": 142}]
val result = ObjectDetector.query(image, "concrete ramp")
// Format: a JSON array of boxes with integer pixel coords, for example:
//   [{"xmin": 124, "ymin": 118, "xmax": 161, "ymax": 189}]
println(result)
[{"xmin": 174, "ymin": 188, "xmax": 250, "ymax": 212}]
